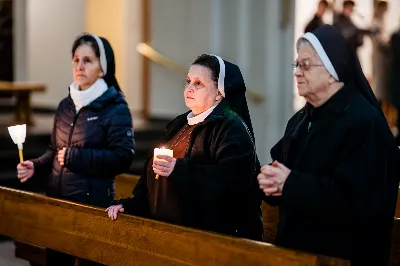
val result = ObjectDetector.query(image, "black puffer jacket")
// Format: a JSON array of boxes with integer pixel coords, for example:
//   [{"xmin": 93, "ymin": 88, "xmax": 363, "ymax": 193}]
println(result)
[{"xmin": 32, "ymin": 86, "xmax": 134, "ymax": 207}]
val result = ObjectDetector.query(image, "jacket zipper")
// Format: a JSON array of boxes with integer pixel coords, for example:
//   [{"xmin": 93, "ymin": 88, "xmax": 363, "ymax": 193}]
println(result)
[
  {"xmin": 307, "ymin": 121, "xmax": 312, "ymax": 132},
  {"xmin": 58, "ymin": 109, "xmax": 83, "ymax": 195}
]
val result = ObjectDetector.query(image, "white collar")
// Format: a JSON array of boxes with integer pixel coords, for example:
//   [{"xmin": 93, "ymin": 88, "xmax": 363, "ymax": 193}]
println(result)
[
  {"xmin": 187, "ymin": 103, "xmax": 219, "ymax": 125},
  {"xmin": 69, "ymin": 78, "xmax": 108, "ymax": 112}
]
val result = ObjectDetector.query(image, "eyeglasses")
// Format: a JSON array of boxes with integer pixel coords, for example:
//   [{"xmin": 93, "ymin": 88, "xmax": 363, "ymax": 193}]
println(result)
[{"xmin": 292, "ymin": 60, "xmax": 324, "ymax": 72}]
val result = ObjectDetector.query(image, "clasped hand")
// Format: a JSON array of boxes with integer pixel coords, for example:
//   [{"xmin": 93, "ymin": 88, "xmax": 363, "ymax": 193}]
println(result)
[{"xmin": 257, "ymin": 161, "xmax": 291, "ymax": 196}]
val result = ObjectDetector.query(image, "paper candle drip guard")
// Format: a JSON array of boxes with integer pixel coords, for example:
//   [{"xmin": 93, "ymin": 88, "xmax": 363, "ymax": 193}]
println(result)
[{"xmin": 8, "ymin": 124, "xmax": 27, "ymax": 163}]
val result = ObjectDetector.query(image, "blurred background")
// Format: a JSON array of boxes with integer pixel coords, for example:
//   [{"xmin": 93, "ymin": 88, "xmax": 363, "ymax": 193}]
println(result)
[{"xmin": 0, "ymin": 0, "xmax": 399, "ymax": 263}]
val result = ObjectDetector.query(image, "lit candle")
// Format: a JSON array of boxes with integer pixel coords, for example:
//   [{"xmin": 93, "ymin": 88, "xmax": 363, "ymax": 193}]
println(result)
[
  {"xmin": 153, "ymin": 148, "xmax": 173, "ymax": 179},
  {"xmin": 8, "ymin": 124, "xmax": 27, "ymax": 163}
]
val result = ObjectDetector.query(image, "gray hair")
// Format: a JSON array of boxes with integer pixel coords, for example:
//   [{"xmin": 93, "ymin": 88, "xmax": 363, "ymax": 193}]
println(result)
[
  {"xmin": 296, "ymin": 38, "xmax": 312, "ymax": 52},
  {"xmin": 296, "ymin": 38, "xmax": 321, "ymax": 62}
]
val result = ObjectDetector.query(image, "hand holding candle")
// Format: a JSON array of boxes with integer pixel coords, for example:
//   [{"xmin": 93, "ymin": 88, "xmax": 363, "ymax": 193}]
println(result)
[
  {"xmin": 17, "ymin": 161, "xmax": 34, "ymax": 183},
  {"xmin": 8, "ymin": 124, "xmax": 26, "ymax": 163},
  {"xmin": 153, "ymin": 148, "xmax": 175, "ymax": 178}
]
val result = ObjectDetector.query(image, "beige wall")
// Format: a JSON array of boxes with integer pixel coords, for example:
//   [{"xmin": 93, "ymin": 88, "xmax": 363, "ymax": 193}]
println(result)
[
  {"xmin": 23, "ymin": 0, "xmax": 86, "ymax": 108},
  {"xmin": 149, "ymin": 0, "xmax": 295, "ymax": 163},
  {"xmin": 85, "ymin": 0, "xmax": 142, "ymax": 112},
  {"xmin": 85, "ymin": 0, "xmax": 125, "ymax": 95},
  {"xmin": 13, "ymin": 0, "xmax": 295, "ymax": 162},
  {"xmin": 14, "ymin": 0, "xmax": 142, "ymax": 111}
]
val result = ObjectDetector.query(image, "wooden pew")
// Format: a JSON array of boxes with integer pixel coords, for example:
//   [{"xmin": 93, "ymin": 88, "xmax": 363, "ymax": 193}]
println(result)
[
  {"xmin": 14, "ymin": 174, "xmax": 400, "ymax": 265},
  {"xmin": 0, "ymin": 186, "xmax": 349, "ymax": 266},
  {"xmin": 12, "ymin": 174, "xmax": 400, "ymax": 265},
  {"xmin": 115, "ymin": 174, "xmax": 283, "ymax": 244},
  {"xmin": 0, "ymin": 81, "xmax": 46, "ymax": 125},
  {"xmin": 14, "ymin": 241, "xmax": 46, "ymax": 266},
  {"xmin": 13, "ymin": 174, "xmax": 280, "ymax": 264},
  {"xmin": 114, "ymin": 175, "xmax": 400, "ymax": 264},
  {"xmin": 13, "ymin": 174, "xmax": 140, "ymax": 265}
]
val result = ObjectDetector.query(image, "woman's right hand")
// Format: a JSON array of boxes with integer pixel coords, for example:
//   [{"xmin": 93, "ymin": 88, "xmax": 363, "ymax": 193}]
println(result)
[
  {"xmin": 16, "ymin": 161, "xmax": 35, "ymax": 183},
  {"xmin": 106, "ymin": 204, "xmax": 124, "ymax": 220}
]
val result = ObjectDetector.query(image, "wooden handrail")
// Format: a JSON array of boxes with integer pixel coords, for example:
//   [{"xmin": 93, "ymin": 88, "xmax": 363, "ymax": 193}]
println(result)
[
  {"xmin": 136, "ymin": 43, "xmax": 265, "ymax": 104},
  {"xmin": 0, "ymin": 186, "xmax": 349, "ymax": 265}
]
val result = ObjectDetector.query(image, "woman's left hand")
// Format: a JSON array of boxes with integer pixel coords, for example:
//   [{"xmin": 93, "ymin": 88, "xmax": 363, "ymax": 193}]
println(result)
[
  {"xmin": 58, "ymin": 147, "xmax": 66, "ymax": 166},
  {"xmin": 153, "ymin": 155, "xmax": 176, "ymax": 177}
]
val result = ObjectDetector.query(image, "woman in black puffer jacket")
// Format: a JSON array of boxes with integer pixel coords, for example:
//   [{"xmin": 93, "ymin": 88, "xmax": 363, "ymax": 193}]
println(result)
[
  {"xmin": 16, "ymin": 33, "xmax": 134, "ymax": 208},
  {"xmin": 16, "ymin": 33, "xmax": 134, "ymax": 266}
]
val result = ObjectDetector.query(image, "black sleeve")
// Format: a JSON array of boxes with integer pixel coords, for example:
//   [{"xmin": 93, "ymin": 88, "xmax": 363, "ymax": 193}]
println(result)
[
  {"xmin": 31, "ymin": 111, "xmax": 58, "ymax": 178},
  {"xmin": 261, "ymin": 112, "xmax": 304, "ymax": 207},
  {"xmin": 280, "ymin": 118, "xmax": 399, "ymax": 221},
  {"xmin": 114, "ymin": 163, "xmax": 150, "ymax": 216},
  {"xmin": 168, "ymin": 119, "xmax": 256, "ymax": 203},
  {"xmin": 119, "ymin": 175, "xmax": 149, "ymax": 216},
  {"xmin": 391, "ymin": 32, "xmax": 400, "ymax": 62}
]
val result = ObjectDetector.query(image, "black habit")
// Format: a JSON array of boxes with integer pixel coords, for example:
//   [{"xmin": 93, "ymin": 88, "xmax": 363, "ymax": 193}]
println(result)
[
  {"xmin": 117, "ymin": 58, "xmax": 263, "ymax": 241},
  {"xmin": 265, "ymin": 25, "xmax": 400, "ymax": 266}
]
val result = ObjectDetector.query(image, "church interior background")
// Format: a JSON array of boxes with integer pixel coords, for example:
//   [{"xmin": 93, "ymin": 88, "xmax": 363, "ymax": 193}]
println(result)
[{"xmin": 0, "ymin": 0, "xmax": 399, "ymax": 264}]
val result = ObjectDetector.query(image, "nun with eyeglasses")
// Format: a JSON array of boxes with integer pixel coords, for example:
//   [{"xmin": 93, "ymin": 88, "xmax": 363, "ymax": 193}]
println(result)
[
  {"xmin": 107, "ymin": 54, "xmax": 263, "ymax": 241},
  {"xmin": 16, "ymin": 33, "xmax": 134, "ymax": 265},
  {"xmin": 258, "ymin": 25, "xmax": 400, "ymax": 265}
]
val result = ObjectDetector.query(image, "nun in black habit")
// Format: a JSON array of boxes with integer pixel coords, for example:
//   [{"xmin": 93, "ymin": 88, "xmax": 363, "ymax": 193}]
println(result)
[
  {"xmin": 107, "ymin": 54, "xmax": 263, "ymax": 241},
  {"xmin": 258, "ymin": 25, "xmax": 400, "ymax": 265}
]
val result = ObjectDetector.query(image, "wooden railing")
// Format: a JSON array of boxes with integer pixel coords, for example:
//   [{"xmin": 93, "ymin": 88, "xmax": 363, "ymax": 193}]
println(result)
[
  {"xmin": 136, "ymin": 43, "xmax": 265, "ymax": 104},
  {"xmin": 0, "ymin": 184, "xmax": 349, "ymax": 266},
  {"xmin": 6, "ymin": 174, "xmax": 400, "ymax": 265},
  {"xmin": 115, "ymin": 175, "xmax": 400, "ymax": 266}
]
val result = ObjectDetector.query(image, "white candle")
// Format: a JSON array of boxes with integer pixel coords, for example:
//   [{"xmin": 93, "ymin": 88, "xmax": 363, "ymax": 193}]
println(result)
[
  {"xmin": 153, "ymin": 148, "xmax": 173, "ymax": 179},
  {"xmin": 7, "ymin": 124, "xmax": 27, "ymax": 163}
]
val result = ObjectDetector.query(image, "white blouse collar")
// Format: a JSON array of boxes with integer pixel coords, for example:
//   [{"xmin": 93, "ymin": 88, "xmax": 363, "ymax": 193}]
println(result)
[{"xmin": 187, "ymin": 103, "xmax": 219, "ymax": 125}]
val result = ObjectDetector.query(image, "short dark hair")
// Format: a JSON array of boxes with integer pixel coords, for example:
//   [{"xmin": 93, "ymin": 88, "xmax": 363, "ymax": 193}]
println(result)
[
  {"xmin": 71, "ymin": 34, "xmax": 100, "ymax": 59},
  {"xmin": 191, "ymin": 54, "xmax": 220, "ymax": 88},
  {"xmin": 343, "ymin": 0, "xmax": 355, "ymax": 8},
  {"xmin": 319, "ymin": 0, "xmax": 328, "ymax": 7}
]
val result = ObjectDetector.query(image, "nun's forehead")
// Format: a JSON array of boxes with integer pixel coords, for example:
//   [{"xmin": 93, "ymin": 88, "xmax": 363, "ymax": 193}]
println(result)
[
  {"xmin": 296, "ymin": 41, "xmax": 321, "ymax": 61},
  {"xmin": 188, "ymin": 65, "xmax": 214, "ymax": 80}
]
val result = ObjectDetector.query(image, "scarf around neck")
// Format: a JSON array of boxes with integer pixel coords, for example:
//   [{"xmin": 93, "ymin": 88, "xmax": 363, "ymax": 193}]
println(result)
[{"xmin": 69, "ymin": 78, "xmax": 108, "ymax": 112}]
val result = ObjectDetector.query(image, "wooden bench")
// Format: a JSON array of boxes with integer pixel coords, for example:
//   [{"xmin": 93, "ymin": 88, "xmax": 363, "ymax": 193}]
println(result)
[
  {"xmin": 13, "ymin": 174, "xmax": 400, "ymax": 265},
  {"xmin": 0, "ymin": 186, "xmax": 349, "ymax": 266},
  {"xmin": 114, "ymin": 175, "xmax": 400, "ymax": 264},
  {"xmin": 0, "ymin": 81, "xmax": 46, "ymax": 125}
]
